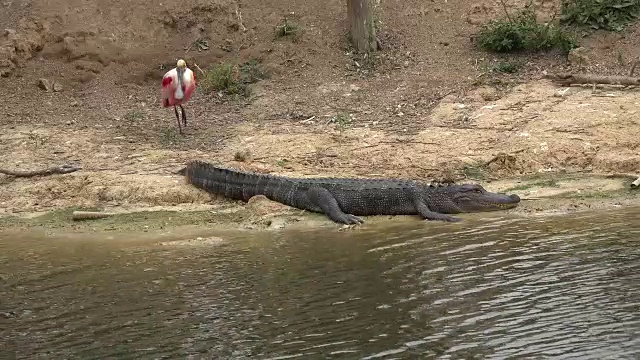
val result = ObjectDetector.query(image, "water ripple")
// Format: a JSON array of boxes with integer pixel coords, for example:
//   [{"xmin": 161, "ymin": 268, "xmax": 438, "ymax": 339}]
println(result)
[{"xmin": 1, "ymin": 207, "xmax": 639, "ymax": 359}]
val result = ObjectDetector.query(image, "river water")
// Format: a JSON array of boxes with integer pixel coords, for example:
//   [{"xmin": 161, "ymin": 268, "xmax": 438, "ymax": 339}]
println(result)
[{"xmin": 1, "ymin": 207, "xmax": 639, "ymax": 359}]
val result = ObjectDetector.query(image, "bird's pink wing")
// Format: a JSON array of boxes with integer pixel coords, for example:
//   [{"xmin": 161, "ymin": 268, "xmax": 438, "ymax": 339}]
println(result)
[
  {"xmin": 182, "ymin": 70, "xmax": 197, "ymax": 102},
  {"xmin": 161, "ymin": 72, "xmax": 176, "ymax": 107}
]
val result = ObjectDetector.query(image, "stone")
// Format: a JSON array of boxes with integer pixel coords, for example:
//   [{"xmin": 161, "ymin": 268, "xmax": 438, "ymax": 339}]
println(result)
[
  {"xmin": 53, "ymin": 82, "xmax": 63, "ymax": 92},
  {"xmin": 3, "ymin": 28, "xmax": 16, "ymax": 39},
  {"xmin": 37, "ymin": 78, "xmax": 51, "ymax": 91},
  {"xmin": 568, "ymin": 47, "xmax": 589, "ymax": 67},
  {"xmin": 469, "ymin": 86, "xmax": 499, "ymax": 102}
]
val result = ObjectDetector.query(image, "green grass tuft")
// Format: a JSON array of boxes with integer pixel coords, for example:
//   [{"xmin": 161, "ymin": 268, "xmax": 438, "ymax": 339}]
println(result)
[
  {"xmin": 275, "ymin": 16, "xmax": 300, "ymax": 39},
  {"xmin": 476, "ymin": 8, "xmax": 577, "ymax": 53},
  {"xmin": 124, "ymin": 110, "xmax": 144, "ymax": 123},
  {"xmin": 560, "ymin": 0, "xmax": 640, "ymax": 31},
  {"xmin": 199, "ymin": 59, "xmax": 268, "ymax": 98},
  {"xmin": 491, "ymin": 60, "xmax": 521, "ymax": 73}
]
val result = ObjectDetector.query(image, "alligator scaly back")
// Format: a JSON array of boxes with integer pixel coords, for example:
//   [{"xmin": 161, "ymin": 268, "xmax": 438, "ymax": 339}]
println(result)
[{"xmin": 181, "ymin": 159, "xmax": 297, "ymax": 203}]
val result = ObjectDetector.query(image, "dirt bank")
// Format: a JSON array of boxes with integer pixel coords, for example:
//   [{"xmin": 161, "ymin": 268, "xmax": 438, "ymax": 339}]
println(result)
[
  {"xmin": 1, "ymin": 0, "xmax": 639, "ymax": 231},
  {"xmin": 0, "ymin": 170, "xmax": 637, "ymax": 233}
]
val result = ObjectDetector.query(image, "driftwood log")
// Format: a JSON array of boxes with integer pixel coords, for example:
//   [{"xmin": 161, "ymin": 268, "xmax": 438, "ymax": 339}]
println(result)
[
  {"xmin": 545, "ymin": 73, "xmax": 640, "ymax": 87},
  {"xmin": 72, "ymin": 211, "xmax": 115, "ymax": 221},
  {"xmin": 0, "ymin": 164, "xmax": 81, "ymax": 178},
  {"xmin": 602, "ymin": 173, "xmax": 640, "ymax": 189}
]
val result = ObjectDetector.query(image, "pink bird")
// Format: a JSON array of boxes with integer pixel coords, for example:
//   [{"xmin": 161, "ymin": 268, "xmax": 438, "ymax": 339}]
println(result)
[{"xmin": 161, "ymin": 59, "xmax": 196, "ymax": 134}]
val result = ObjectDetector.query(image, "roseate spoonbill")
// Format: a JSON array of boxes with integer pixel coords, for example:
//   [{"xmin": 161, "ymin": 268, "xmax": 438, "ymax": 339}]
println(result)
[{"xmin": 161, "ymin": 59, "xmax": 196, "ymax": 134}]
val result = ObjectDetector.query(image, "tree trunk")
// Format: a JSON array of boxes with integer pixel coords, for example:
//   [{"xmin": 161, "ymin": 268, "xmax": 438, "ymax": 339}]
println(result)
[{"xmin": 347, "ymin": 0, "xmax": 377, "ymax": 54}]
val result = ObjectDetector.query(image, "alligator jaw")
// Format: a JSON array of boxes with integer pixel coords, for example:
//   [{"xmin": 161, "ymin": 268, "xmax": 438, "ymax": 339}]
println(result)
[
  {"xmin": 484, "ymin": 193, "xmax": 521, "ymax": 211},
  {"xmin": 452, "ymin": 190, "xmax": 521, "ymax": 213}
]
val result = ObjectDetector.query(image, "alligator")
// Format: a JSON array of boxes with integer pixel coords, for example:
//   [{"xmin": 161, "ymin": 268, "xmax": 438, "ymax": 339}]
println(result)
[{"xmin": 179, "ymin": 160, "xmax": 521, "ymax": 225}]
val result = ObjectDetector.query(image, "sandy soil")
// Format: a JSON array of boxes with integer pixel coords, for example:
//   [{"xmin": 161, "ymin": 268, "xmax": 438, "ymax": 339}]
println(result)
[{"xmin": 0, "ymin": 0, "xmax": 638, "ymax": 231}]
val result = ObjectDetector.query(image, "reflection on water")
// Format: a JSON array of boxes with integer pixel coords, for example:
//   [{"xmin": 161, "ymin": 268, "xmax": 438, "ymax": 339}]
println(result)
[{"xmin": 1, "ymin": 208, "xmax": 639, "ymax": 359}]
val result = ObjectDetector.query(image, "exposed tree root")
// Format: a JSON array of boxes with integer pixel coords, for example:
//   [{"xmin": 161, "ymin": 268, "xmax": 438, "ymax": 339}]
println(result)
[
  {"xmin": 0, "ymin": 164, "xmax": 81, "ymax": 178},
  {"xmin": 545, "ymin": 73, "xmax": 640, "ymax": 87},
  {"xmin": 591, "ymin": 172, "xmax": 639, "ymax": 188}
]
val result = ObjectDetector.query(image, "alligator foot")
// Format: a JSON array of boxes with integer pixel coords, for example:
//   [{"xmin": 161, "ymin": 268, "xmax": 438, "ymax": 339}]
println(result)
[
  {"xmin": 307, "ymin": 187, "xmax": 365, "ymax": 225},
  {"xmin": 425, "ymin": 214, "xmax": 462, "ymax": 223},
  {"xmin": 336, "ymin": 213, "xmax": 364, "ymax": 225},
  {"xmin": 411, "ymin": 197, "xmax": 463, "ymax": 223}
]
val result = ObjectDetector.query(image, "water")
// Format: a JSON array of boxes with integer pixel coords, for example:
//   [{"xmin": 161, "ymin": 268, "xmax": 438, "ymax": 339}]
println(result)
[{"xmin": 1, "ymin": 208, "xmax": 639, "ymax": 359}]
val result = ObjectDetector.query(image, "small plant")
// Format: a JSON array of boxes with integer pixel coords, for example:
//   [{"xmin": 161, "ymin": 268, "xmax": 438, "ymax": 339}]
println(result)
[
  {"xmin": 199, "ymin": 62, "xmax": 239, "ymax": 94},
  {"xmin": 27, "ymin": 131, "xmax": 46, "ymax": 149},
  {"xmin": 189, "ymin": 37, "xmax": 210, "ymax": 52},
  {"xmin": 233, "ymin": 150, "xmax": 251, "ymax": 162},
  {"xmin": 462, "ymin": 165, "xmax": 487, "ymax": 180},
  {"xmin": 491, "ymin": 60, "xmax": 521, "ymax": 73},
  {"xmin": 617, "ymin": 49, "xmax": 625, "ymax": 66},
  {"xmin": 239, "ymin": 58, "xmax": 267, "ymax": 84},
  {"xmin": 159, "ymin": 127, "xmax": 180, "ymax": 145},
  {"xmin": 331, "ymin": 112, "xmax": 353, "ymax": 136},
  {"xmin": 275, "ymin": 16, "xmax": 300, "ymax": 39},
  {"xmin": 124, "ymin": 110, "xmax": 144, "ymax": 123},
  {"xmin": 199, "ymin": 59, "xmax": 267, "ymax": 98},
  {"xmin": 560, "ymin": 0, "xmax": 640, "ymax": 31},
  {"xmin": 476, "ymin": 7, "xmax": 577, "ymax": 53}
]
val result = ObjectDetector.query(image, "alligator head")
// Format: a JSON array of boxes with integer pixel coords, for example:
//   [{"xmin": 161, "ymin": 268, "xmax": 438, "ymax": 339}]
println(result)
[{"xmin": 430, "ymin": 183, "xmax": 520, "ymax": 213}]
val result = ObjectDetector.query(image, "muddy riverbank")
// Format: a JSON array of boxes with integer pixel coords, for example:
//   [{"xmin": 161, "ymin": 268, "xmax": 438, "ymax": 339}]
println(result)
[
  {"xmin": 2, "ymin": 1, "xmax": 639, "ymax": 232},
  {"xmin": 1, "ymin": 172, "xmax": 637, "ymax": 233}
]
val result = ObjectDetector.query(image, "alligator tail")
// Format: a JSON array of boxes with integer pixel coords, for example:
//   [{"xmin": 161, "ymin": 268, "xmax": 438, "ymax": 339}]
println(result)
[{"xmin": 180, "ymin": 160, "xmax": 278, "ymax": 201}]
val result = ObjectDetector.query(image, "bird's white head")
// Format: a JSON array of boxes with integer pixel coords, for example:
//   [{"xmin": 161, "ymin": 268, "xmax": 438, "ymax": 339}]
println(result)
[{"xmin": 176, "ymin": 59, "xmax": 187, "ymax": 69}]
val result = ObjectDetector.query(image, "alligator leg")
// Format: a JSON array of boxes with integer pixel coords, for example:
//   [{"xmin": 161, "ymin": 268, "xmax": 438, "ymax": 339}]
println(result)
[
  {"xmin": 417, "ymin": 207, "xmax": 462, "ymax": 222},
  {"xmin": 409, "ymin": 193, "xmax": 462, "ymax": 222},
  {"xmin": 306, "ymin": 187, "xmax": 364, "ymax": 225}
]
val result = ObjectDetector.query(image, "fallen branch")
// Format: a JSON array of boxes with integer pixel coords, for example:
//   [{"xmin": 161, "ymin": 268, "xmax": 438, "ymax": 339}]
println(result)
[
  {"xmin": 602, "ymin": 172, "xmax": 639, "ymax": 180},
  {"xmin": 235, "ymin": 5, "xmax": 247, "ymax": 32},
  {"xmin": 583, "ymin": 172, "xmax": 640, "ymax": 188},
  {"xmin": 192, "ymin": 62, "xmax": 207, "ymax": 77},
  {"xmin": 545, "ymin": 73, "xmax": 640, "ymax": 87},
  {"xmin": 0, "ymin": 164, "xmax": 81, "ymax": 178},
  {"xmin": 498, "ymin": 0, "xmax": 513, "ymax": 22},
  {"xmin": 72, "ymin": 211, "xmax": 115, "ymax": 221}
]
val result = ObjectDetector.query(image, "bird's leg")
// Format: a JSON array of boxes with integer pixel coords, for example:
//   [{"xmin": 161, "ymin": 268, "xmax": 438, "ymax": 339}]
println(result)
[
  {"xmin": 179, "ymin": 105, "xmax": 187, "ymax": 127},
  {"xmin": 173, "ymin": 106, "xmax": 183, "ymax": 134}
]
